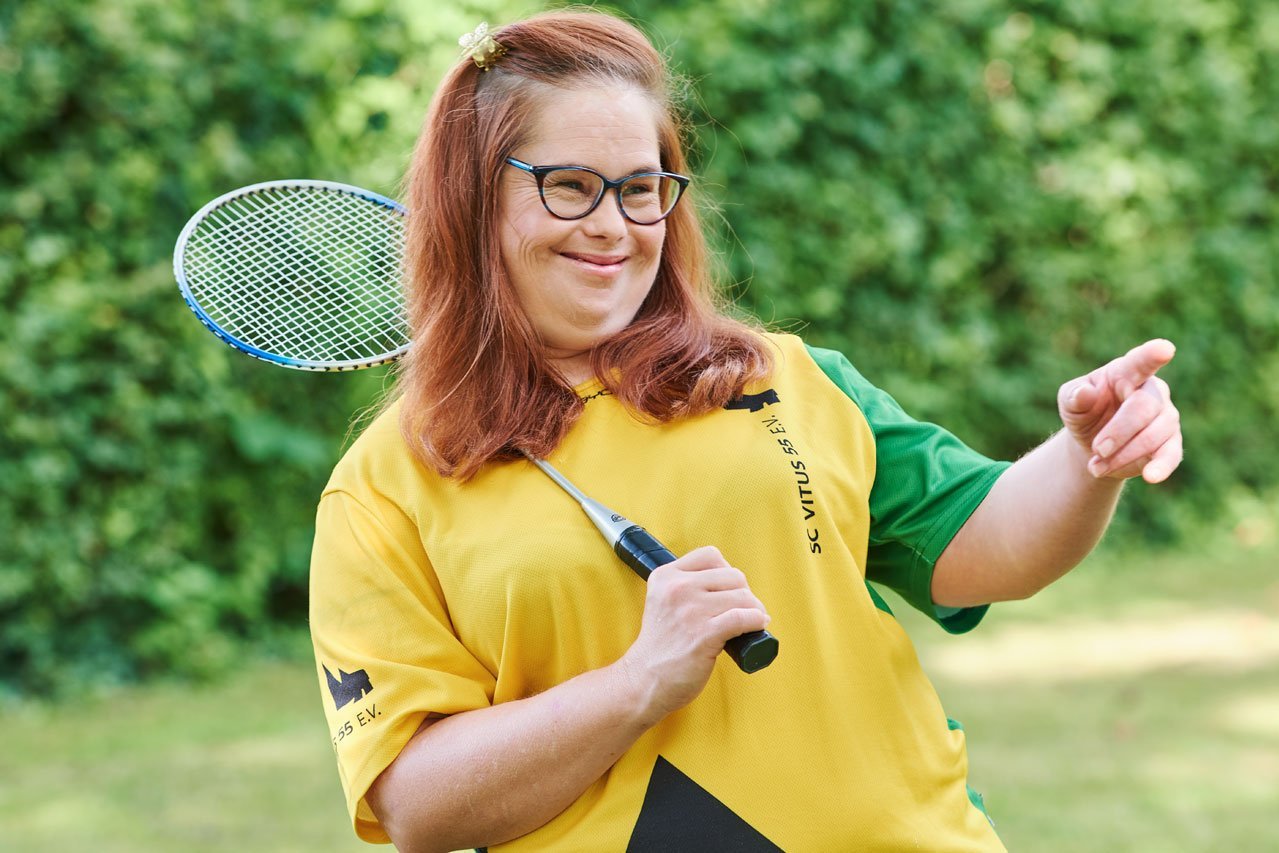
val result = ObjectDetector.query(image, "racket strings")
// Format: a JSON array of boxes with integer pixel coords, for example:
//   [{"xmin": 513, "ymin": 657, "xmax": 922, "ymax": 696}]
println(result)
[
  {"xmin": 181, "ymin": 186, "xmax": 409, "ymax": 364},
  {"xmin": 200, "ymin": 192, "xmax": 403, "ymax": 358},
  {"xmin": 191, "ymin": 232, "xmax": 397, "ymax": 360}
]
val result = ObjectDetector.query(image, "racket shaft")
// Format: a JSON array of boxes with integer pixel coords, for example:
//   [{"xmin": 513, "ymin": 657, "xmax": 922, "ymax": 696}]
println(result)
[{"xmin": 615, "ymin": 527, "xmax": 779, "ymax": 674}]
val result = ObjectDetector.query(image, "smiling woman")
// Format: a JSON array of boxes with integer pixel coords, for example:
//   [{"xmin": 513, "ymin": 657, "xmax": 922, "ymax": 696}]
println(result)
[
  {"xmin": 306, "ymin": 8, "xmax": 1182, "ymax": 853},
  {"xmin": 394, "ymin": 13, "xmax": 772, "ymax": 481}
]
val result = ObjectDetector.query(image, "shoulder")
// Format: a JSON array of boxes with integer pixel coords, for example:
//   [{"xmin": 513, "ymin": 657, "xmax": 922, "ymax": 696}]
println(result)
[
  {"xmin": 323, "ymin": 397, "xmax": 434, "ymax": 509},
  {"xmin": 755, "ymin": 332, "xmax": 873, "ymax": 405}
]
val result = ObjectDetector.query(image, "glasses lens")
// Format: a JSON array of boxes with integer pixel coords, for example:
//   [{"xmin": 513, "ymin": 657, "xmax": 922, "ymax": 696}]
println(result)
[
  {"xmin": 619, "ymin": 174, "xmax": 683, "ymax": 224},
  {"xmin": 540, "ymin": 169, "xmax": 604, "ymax": 219}
]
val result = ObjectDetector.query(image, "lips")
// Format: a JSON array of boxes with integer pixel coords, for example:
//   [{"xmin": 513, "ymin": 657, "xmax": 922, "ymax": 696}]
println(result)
[
  {"xmin": 561, "ymin": 251, "xmax": 627, "ymax": 266},
  {"xmin": 560, "ymin": 251, "xmax": 628, "ymax": 277}
]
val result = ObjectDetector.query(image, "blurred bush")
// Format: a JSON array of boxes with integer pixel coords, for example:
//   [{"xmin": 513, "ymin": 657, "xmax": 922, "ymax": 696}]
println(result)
[
  {"xmin": 623, "ymin": 0, "xmax": 1278, "ymax": 537},
  {"xmin": 1, "ymin": 0, "xmax": 1274, "ymax": 694},
  {"xmin": 0, "ymin": 0, "xmax": 521, "ymax": 695}
]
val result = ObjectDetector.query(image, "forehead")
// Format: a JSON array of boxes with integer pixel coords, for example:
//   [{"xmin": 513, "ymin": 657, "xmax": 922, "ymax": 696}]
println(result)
[{"xmin": 520, "ymin": 84, "xmax": 662, "ymax": 169}]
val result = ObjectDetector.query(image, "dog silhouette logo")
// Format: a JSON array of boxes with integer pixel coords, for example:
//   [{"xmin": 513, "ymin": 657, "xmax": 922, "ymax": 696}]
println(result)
[
  {"xmin": 325, "ymin": 665, "xmax": 374, "ymax": 710},
  {"xmin": 724, "ymin": 389, "xmax": 780, "ymax": 412}
]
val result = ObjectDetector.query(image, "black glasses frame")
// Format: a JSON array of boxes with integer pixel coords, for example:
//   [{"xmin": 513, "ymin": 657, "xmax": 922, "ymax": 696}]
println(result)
[{"xmin": 505, "ymin": 157, "xmax": 690, "ymax": 225}]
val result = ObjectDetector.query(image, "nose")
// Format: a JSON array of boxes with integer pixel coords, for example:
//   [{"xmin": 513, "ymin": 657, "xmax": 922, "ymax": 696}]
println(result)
[{"xmin": 580, "ymin": 187, "xmax": 630, "ymax": 240}]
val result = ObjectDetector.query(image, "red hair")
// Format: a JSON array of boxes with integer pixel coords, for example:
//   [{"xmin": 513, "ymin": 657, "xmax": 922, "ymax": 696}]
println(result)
[{"xmin": 397, "ymin": 10, "xmax": 773, "ymax": 479}]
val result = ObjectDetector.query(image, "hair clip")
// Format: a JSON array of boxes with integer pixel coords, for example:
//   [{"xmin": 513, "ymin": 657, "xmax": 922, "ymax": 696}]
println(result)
[{"xmin": 458, "ymin": 22, "xmax": 507, "ymax": 71}]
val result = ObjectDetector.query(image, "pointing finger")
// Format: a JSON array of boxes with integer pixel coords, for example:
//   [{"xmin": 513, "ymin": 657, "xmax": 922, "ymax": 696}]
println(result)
[{"xmin": 1106, "ymin": 339, "xmax": 1176, "ymax": 401}]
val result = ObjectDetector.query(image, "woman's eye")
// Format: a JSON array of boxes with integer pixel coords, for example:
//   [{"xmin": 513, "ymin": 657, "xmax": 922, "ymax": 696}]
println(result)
[{"xmin": 546, "ymin": 175, "xmax": 593, "ymax": 195}]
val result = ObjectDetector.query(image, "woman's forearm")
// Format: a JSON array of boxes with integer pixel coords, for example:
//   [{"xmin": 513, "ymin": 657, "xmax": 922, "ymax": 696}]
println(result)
[
  {"xmin": 931, "ymin": 428, "xmax": 1125, "ymax": 607},
  {"xmin": 368, "ymin": 658, "xmax": 658, "ymax": 853},
  {"xmin": 367, "ymin": 546, "xmax": 771, "ymax": 852}
]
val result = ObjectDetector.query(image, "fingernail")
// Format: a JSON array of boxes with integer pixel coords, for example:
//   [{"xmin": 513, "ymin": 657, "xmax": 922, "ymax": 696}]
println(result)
[
  {"xmin": 1088, "ymin": 457, "xmax": 1107, "ymax": 477},
  {"xmin": 1096, "ymin": 438, "xmax": 1115, "ymax": 458}
]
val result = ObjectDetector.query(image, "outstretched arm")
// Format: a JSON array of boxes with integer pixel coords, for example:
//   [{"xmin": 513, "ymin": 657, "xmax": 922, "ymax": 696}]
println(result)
[{"xmin": 931, "ymin": 339, "xmax": 1183, "ymax": 607}]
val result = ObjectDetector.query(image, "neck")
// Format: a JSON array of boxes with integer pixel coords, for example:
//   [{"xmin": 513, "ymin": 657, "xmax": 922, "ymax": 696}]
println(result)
[{"xmin": 549, "ymin": 350, "xmax": 595, "ymax": 387}]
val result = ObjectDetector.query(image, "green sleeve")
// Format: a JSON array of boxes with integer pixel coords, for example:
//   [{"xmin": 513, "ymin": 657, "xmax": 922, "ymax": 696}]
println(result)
[{"xmin": 806, "ymin": 344, "xmax": 1012, "ymax": 633}]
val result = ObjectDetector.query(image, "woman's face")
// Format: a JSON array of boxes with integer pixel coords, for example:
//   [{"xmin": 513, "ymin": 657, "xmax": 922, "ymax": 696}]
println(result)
[{"xmin": 498, "ymin": 84, "xmax": 666, "ymax": 383}]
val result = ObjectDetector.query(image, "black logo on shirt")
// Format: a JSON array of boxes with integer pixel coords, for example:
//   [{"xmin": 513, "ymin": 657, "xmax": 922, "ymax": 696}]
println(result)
[
  {"xmin": 325, "ymin": 665, "xmax": 373, "ymax": 710},
  {"xmin": 628, "ymin": 756, "xmax": 782, "ymax": 851},
  {"xmin": 725, "ymin": 389, "xmax": 780, "ymax": 412}
]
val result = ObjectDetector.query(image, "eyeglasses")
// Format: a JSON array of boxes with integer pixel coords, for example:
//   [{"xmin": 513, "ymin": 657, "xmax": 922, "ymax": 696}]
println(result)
[{"xmin": 505, "ymin": 157, "xmax": 690, "ymax": 225}]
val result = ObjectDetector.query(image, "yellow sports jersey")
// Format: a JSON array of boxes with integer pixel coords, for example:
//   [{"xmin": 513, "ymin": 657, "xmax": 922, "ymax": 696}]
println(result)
[{"xmin": 310, "ymin": 333, "xmax": 1011, "ymax": 850}]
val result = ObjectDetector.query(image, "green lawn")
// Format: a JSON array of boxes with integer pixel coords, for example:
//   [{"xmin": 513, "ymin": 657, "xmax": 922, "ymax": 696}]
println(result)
[
  {"xmin": 0, "ymin": 658, "xmax": 364, "ymax": 853},
  {"xmin": 4, "ymin": 528, "xmax": 1277, "ymax": 851},
  {"xmin": 895, "ymin": 529, "xmax": 1279, "ymax": 852}
]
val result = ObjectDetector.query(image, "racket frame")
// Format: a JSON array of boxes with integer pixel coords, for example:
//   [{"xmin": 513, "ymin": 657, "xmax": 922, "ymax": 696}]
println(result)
[{"xmin": 173, "ymin": 179, "xmax": 409, "ymax": 372}]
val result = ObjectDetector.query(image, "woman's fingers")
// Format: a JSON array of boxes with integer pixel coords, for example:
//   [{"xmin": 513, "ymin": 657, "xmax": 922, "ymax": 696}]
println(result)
[
  {"xmin": 1089, "ymin": 392, "xmax": 1182, "ymax": 480},
  {"xmin": 649, "ymin": 564, "xmax": 767, "ymax": 620},
  {"xmin": 1057, "ymin": 340, "xmax": 1178, "ymax": 458},
  {"xmin": 1089, "ymin": 378, "xmax": 1171, "ymax": 468},
  {"xmin": 707, "ymin": 606, "xmax": 772, "ymax": 644},
  {"xmin": 1141, "ymin": 428, "xmax": 1184, "ymax": 484},
  {"xmin": 673, "ymin": 545, "xmax": 731, "ymax": 571}
]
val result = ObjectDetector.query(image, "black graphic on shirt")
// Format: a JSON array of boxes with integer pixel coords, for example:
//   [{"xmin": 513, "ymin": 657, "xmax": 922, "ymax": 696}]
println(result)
[
  {"xmin": 324, "ymin": 665, "xmax": 373, "ymax": 710},
  {"xmin": 725, "ymin": 389, "xmax": 780, "ymax": 412},
  {"xmin": 626, "ymin": 756, "xmax": 782, "ymax": 851}
]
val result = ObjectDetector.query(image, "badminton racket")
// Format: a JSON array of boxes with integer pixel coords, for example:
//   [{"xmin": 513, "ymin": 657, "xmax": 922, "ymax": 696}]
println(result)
[{"xmin": 174, "ymin": 179, "xmax": 778, "ymax": 673}]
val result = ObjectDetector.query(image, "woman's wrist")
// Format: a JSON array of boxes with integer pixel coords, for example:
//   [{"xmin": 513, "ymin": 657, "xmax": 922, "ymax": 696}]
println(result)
[
  {"xmin": 607, "ymin": 652, "xmax": 669, "ymax": 731},
  {"xmin": 1056, "ymin": 428, "xmax": 1127, "ymax": 497}
]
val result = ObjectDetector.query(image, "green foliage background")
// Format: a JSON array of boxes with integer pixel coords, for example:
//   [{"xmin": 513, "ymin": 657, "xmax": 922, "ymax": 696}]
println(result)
[
  {"xmin": 2, "ymin": 0, "xmax": 1274, "ymax": 694},
  {"xmin": 628, "ymin": 0, "xmax": 1278, "ymax": 533}
]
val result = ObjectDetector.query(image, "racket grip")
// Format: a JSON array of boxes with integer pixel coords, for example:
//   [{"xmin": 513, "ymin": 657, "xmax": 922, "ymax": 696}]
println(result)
[
  {"xmin": 614, "ymin": 527, "xmax": 778, "ymax": 673},
  {"xmin": 614, "ymin": 525, "xmax": 672, "ymax": 580}
]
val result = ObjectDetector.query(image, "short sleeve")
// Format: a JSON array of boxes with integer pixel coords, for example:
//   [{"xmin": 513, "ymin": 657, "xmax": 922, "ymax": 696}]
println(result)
[
  {"xmin": 805, "ymin": 344, "xmax": 1011, "ymax": 633},
  {"xmin": 309, "ymin": 489, "xmax": 496, "ymax": 842}
]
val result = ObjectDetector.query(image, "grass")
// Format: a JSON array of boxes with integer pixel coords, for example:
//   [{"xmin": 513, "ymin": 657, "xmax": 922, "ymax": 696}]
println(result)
[
  {"xmin": 893, "ymin": 526, "xmax": 1279, "ymax": 852},
  {"xmin": 3, "ymin": 524, "xmax": 1277, "ymax": 851},
  {"xmin": 0, "ymin": 658, "xmax": 365, "ymax": 853}
]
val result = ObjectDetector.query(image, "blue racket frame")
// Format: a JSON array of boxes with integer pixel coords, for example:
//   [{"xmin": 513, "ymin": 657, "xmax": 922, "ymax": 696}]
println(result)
[{"xmin": 173, "ymin": 179, "xmax": 409, "ymax": 371}]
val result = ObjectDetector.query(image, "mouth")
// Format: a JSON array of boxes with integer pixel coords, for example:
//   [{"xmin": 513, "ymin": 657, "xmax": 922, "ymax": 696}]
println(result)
[{"xmin": 561, "ymin": 251, "xmax": 628, "ymax": 275}]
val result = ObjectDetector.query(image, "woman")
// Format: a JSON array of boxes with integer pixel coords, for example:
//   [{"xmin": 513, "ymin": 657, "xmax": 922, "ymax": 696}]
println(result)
[{"xmin": 310, "ymin": 11, "xmax": 1182, "ymax": 852}]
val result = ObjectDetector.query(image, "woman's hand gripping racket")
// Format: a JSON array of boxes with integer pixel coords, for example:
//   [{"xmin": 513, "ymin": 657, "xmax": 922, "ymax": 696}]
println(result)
[{"xmin": 174, "ymin": 179, "xmax": 778, "ymax": 673}]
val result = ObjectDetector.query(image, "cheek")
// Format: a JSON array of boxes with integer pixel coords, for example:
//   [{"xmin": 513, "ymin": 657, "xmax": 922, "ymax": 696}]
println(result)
[
  {"xmin": 501, "ymin": 212, "xmax": 556, "ymax": 275},
  {"xmin": 637, "ymin": 226, "xmax": 666, "ymax": 272},
  {"xmin": 499, "ymin": 185, "xmax": 556, "ymax": 257}
]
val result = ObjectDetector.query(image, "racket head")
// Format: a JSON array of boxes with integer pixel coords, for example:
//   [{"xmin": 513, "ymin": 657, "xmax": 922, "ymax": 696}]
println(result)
[{"xmin": 173, "ymin": 179, "xmax": 410, "ymax": 371}]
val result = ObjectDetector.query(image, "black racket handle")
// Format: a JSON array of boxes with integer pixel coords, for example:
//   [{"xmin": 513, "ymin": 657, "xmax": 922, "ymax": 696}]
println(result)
[{"xmin": 614, "ymin": 526, "xmax": 779, "ymax": 674}]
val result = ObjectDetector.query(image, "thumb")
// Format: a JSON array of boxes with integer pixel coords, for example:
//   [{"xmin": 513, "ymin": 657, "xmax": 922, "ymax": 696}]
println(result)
[{"xmin": 1059, "ymin": 378, "xmax": 1101, "ymax": 423}]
